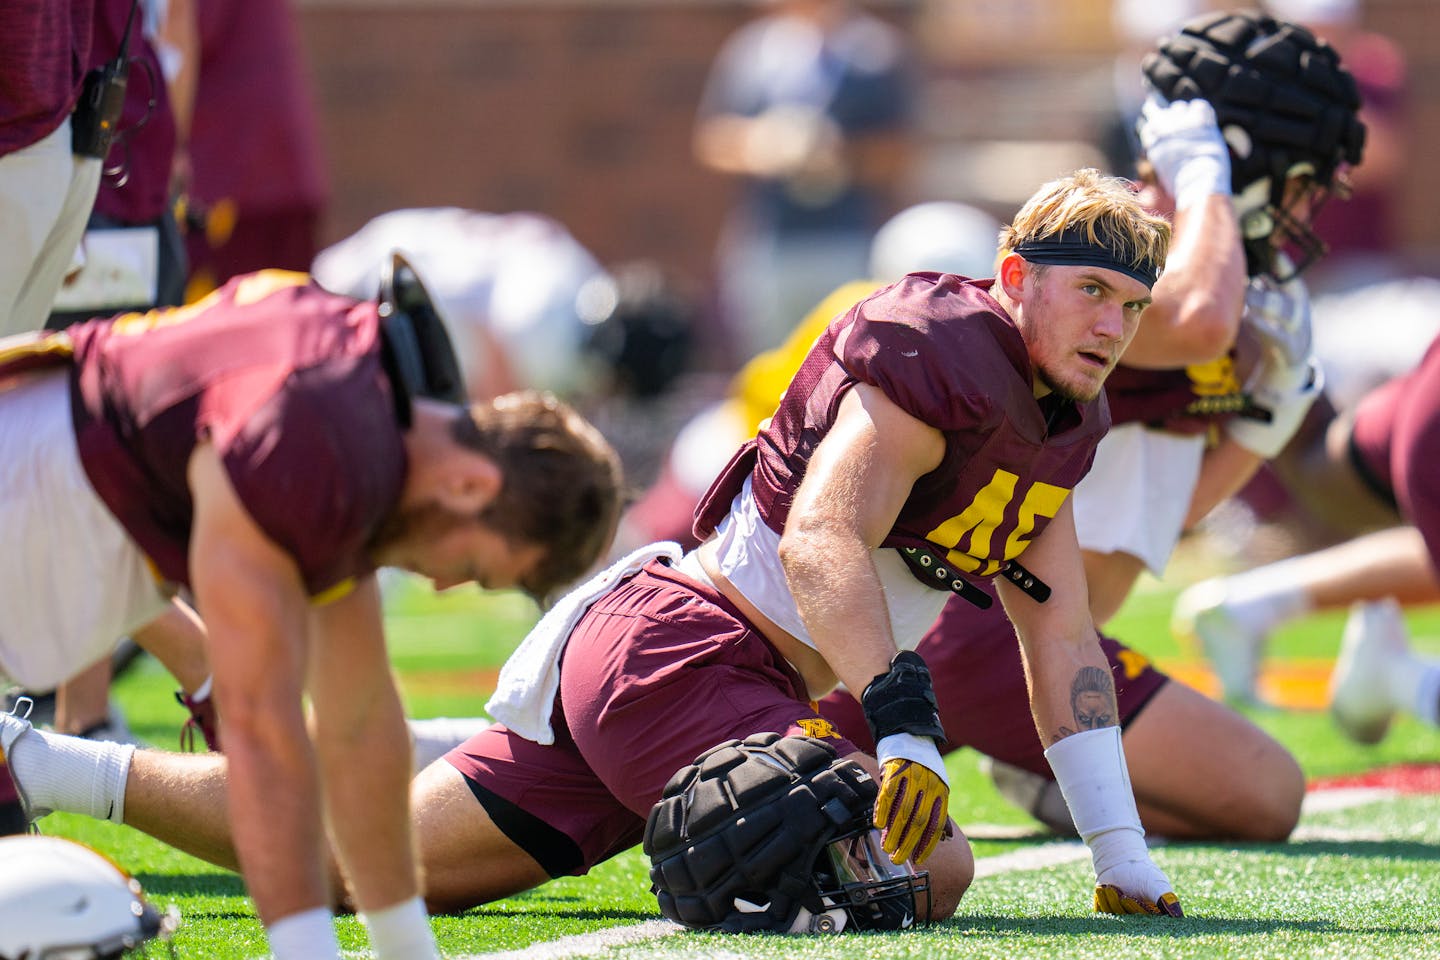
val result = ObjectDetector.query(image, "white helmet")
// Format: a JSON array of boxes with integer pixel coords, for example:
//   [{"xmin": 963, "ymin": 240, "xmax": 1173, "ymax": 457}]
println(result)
[
  {"xmin": 0, "ymin": 835, "xmax": 178, "ymax": 959},
  {"xmin": 868, "ymin": 201, "xmax": 1002, "ymax": 283}
]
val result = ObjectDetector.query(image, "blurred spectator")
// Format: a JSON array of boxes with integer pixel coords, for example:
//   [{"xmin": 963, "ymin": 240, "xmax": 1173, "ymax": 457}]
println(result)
[
  {"xmin": 0, "ymin": 0, "xmax": 101, "ymax": 335},
  {"xmin": 693, "ymin": 0, "xmax": 916, "ymax": 362},
  {"xmin": 181, "ymin": 0, "xmax": 327, "ymax": 297}
]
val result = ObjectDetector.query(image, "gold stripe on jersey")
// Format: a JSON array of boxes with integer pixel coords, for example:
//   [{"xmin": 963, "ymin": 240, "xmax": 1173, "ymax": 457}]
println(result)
[
  {"xmin": 0, "ymin": 330, "xmax": 74, "ymax": 365},
  {"xmin": 310, "ymin": 576, "xmax": 358, "ymax": 607},
  {"xmin": 110, "ymin": 270, "xmax": 311, "ymax": 337}
]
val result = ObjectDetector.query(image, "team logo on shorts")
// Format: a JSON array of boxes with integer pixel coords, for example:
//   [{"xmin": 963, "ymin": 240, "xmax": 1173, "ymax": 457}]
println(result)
[
  {"xmin": 796, "ymin": 717, "xmax": 841, "ymax": 740},
  {"xmin": 1116, "ymin": 648, "xmax": 1152, "ymax": 680}
]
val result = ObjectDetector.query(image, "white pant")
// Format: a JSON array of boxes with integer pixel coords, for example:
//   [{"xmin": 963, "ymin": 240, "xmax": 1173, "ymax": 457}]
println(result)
[
  {"xmin": 0, "ymin": 118, "xmax": 103, "ymax": 336},
  {"xmin": 1071, "ymin": 423, "xmax": 1205, "ymax": 575},
  {"xmin": 0, "ymin": 370, "xmax": 168, "ymax": 689}
]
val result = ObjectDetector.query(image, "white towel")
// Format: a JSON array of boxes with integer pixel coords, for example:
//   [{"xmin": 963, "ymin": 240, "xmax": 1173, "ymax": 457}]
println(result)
[{"xmin": 486, "ymin": 542, "xmax": 683, "ymax": 744}]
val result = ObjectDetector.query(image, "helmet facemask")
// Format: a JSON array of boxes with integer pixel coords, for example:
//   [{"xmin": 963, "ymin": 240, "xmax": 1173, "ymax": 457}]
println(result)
[{"xmin": 789, "ymin": 826, "xmax": 932, "ymax": 933}]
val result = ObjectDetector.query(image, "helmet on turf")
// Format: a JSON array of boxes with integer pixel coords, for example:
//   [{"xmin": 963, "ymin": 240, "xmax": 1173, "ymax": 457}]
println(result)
[
  {"xmin": 0, "ymin": 835, "xmax": 178, "ymax": 959},
  {"xmin": 1141, "ymin": 9, "xmax": 1366, "ymax": 279},
  {"xmin": 643, "ymin": 733, "xmax": 930, "ymax": 934}
]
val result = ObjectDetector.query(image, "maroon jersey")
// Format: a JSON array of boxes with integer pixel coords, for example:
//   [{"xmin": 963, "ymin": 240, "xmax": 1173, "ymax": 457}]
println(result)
[
  {"xmin": 695, "ymin": 273, "xmax": 1108, "ymax": 584},
  {"xmin": 1351, "ymin": 334, "xmax": 1440, "ymax": 563},
  {"xmin": 0, "ymin": 0, "xmax": 93, "ymax": 154},
  {"xmin": 1104, "ymin": 355, "xmax": 1247, "ymax": 435},
  {"xmin": 66, "ymin": 270, "xmax": 406, "ymax": 596}
]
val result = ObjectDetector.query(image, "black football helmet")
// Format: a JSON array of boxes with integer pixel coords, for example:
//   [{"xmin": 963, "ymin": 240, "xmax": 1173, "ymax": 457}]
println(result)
[
  {"xmin": 1142, "ymin": 9, "xmax": 1366, "ymax": 280},
  {"xmin": 644, "ymin": 733, "xmax": 930, "ymax": 934},
  {"xmin": 376, "ymin": 251, "xmax": 468, "ymax": 423},
  {"xmin": 576, "ymin": 260, "xmax": 695, "ymax": 401}
]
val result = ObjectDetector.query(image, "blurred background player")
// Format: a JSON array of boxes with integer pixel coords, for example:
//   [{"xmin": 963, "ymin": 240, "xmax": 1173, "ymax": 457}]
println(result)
[
  {"xmin": 0, "ymin": 0, "xmax": 102, "ymax": 336},
  {"xmin": 694, "ymin": 0, "xmax": 916, "ymax": 363},
  {"xmin": 27, "ymin": 0, "xmax": 202, "ymax": 747},
  {"xmin": 179, "ymin": 0, "xmax": 327, "ymax": 297},
  {"xmin": 310, "ymin": 207, "xmax": 699, "ymax": 489},
  {"xmin": 1174, "ymin": 327, "xmax": 1440, "ymax": 732}
]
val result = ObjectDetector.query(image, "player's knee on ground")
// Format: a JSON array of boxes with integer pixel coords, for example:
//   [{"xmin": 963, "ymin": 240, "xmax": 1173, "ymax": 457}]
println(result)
[{"xmin": 923, "ymin": 825, "xmax": 974, "ymax": 921}]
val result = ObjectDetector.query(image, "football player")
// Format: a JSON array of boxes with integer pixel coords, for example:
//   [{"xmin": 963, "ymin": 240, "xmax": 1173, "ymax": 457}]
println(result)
[
  {"xmin": 0, "ymin": 259, "xmax": 624, "ymax": 960},
  {"xmin": 3, "ymin": 168, "xmax": 1181, "ymax": 923},
  {"xmin": 1173, "ymin": 324, "xmax": 1440, "ymax": 744}
]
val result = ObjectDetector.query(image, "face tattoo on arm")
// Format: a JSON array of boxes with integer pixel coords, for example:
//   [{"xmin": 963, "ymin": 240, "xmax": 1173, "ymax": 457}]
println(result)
[{"xmin": 1060, "ymin": 665, "xmax": 1117, "ymax": 739}]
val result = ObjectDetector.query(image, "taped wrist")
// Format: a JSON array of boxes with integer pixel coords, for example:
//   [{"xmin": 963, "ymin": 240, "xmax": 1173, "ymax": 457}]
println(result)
[
  {"xmin": 861, "ymin": 651, "xmax": 945, "ymax": 745},
  {"xmin": 1043, "ymin": 727, "xmax": 1148, "ymax": 874}
]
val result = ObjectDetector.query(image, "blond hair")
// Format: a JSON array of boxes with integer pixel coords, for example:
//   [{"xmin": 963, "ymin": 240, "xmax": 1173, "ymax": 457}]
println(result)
[{"xmin": 997, "ymin": 168, "xmax": 1171, "ymax": 282}]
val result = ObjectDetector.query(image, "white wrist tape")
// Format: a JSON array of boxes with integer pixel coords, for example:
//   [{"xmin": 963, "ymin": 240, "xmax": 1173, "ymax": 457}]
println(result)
[
  {"xmin": 1227, "ymin": 357, "xmax": 1324, "ymax": 459},
  {"xmin": 1043, "ymin": 727, "xmax": 1148, "ymax": 874},
  {"xmin": 1171, "ymin": 154, "xmax": 1232, "ymax": 212},
  {"xmin": 876, "ymin": 732, "xmax": 950, "ymax": 788}
]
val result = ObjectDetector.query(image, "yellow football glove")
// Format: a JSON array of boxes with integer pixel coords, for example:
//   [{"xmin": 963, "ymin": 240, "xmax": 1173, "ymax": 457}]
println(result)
[
  {"xmin": 1095, "ymin": 884, "xmax": 1184, "ymax": 917},
  {"xmin": 874, "ymin": 757, "xmax": 949, "ymax": 865}
]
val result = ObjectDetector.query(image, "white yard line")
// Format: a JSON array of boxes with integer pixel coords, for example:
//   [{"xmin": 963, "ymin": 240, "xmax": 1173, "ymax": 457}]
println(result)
[
  {"xmin": 454, "ymin": 919, "xmax": 683, "ymax": 960},
  {"xmin": 454, "ymin": 785, "xmax": 1406, "ymax": 959}
]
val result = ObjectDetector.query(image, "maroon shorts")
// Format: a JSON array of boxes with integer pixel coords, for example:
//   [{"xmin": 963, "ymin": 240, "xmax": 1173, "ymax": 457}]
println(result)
[
  {"xmin": 1351, "ymin": 336, "xmax": 1440, "ymax": 563},
  {"xmin": 446, "ymin": 559, "xmax": 858, "ymax": 877},
  {"xmin": 818, "ymin": 586, "xmax": 1168, "ymax": 779}
]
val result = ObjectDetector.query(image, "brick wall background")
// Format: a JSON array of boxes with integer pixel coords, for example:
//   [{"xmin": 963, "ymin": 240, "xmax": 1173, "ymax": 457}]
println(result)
[{"xmin": 294, "ymin": 0, "xmax": 1440, "ymax": 300}]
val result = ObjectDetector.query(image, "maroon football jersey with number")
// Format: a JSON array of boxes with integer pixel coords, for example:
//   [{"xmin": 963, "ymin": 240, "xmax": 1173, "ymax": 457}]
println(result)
[
  {"xmin": 66, "ymin": 270, "xmax": 406, "ymax": 596},
  {"xmin": 694, "ymin": 272, "xmax": 1109, "ymax": 585}
]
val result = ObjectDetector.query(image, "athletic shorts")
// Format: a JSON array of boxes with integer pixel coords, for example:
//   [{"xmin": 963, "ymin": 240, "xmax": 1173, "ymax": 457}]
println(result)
[
  {"xmin": 817, "ymin": 585, "xmax": 1168, "ymax": 779},
  {"xmin": 446, "ymin": 559, "xmax": 858, "ymax": 877},
  {"xmin": 1351, "ymin": 337, "xmax": 1440, "ymax": 563},
  {"xmin": 1071, "ymin": 423, "xmax": 1204, "ymax": 575}
]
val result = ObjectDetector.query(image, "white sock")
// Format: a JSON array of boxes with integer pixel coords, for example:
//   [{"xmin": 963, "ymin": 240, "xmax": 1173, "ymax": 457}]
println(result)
[
  {"xmin": 1220, "ymin": 565, "xmax": 1314, "ymax": 635},
  {"xmin": 361, "ymin": 896, "xmax": 439, "ymax": 960},
  {"xmin": 6, "ymin": 725, "xmax": 133, "ymax": 823},
  {"xmin": 267, "ymin": 906, "xmax": 340, "ymax": 960},
  {"xmin": 1407, "ymin": 661, "xmax": 1440, "ymax": 727}
]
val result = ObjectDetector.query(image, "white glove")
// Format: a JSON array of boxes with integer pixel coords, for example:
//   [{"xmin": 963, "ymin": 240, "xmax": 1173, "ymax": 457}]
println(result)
[
  {"xmin": 1227, "ymin": 259, "xmax": 1323, "ymax": 458},
  {"xmin": 1137, "ymin": 94, "xmax": 1232, "ymax": 212},
  {"xmin": 1044, "ymin": 727, "xmax": 1183, "ymax": 917}
]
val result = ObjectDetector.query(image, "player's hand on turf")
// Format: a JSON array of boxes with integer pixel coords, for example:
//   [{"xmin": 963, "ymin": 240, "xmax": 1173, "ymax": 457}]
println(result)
[
  {"xmin": 1136, "ymin": 93, "xmax": 1231, "ymax": 211},
  {"xmin": 873, "ymin": 734, "xmax": 950, "ymax": 865},
  {"xmin": 1094, "ymin": 857, "xmax": 1184, "ymax": 917}
]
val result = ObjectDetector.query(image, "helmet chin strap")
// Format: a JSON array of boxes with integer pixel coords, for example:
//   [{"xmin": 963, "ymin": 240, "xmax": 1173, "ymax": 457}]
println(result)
[{"xmin": 787, "ymin": 902, "xmax": 850, "ymax": 934}]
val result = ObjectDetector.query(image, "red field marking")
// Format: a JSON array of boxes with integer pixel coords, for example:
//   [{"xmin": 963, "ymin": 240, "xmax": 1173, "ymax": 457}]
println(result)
[
  {"xmin": 1161, "ymin": 657, "xmax": 1333, "ymax": 710},
  {"xmin": 1309, "ymin": 764, "xmax": 1440, "ymax": 794},
  {"xmin": 400, "ymin": 668, "xmax": 501, "ymax": 698}
]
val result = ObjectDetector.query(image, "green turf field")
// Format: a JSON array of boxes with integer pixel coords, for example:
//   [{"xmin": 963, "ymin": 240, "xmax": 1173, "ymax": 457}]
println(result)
[{"xmin": 49, "ymin": 573, "xmax": 1440, "ymax": 958}]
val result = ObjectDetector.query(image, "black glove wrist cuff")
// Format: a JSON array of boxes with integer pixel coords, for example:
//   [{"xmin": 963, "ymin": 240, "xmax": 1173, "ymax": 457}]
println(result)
[{"xmin": 861, "ymin": 650, "xmax": 945, "ymax": 744}]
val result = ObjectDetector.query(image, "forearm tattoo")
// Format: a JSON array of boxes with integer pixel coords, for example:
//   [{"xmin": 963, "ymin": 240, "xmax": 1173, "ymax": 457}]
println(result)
[{"xmin": 1054, "ymin": 665, "xmax": 1117, "ymax": 741}]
